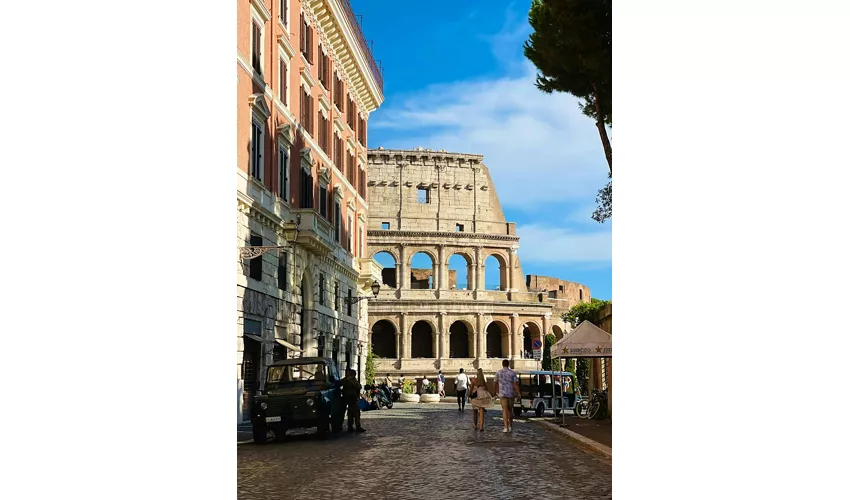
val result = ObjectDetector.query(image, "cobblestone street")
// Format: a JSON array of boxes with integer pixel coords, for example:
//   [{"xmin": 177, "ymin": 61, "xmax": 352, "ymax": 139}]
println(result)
[{"xmin": 238, "ymin": 403, "xmax": 612, "ymax": 500}]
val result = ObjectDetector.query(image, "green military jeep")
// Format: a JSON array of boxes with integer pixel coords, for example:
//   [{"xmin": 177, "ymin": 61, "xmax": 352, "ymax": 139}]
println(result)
[{"xmin": 251, "ymin": 357, "xmax": 346, "ymax": 443}]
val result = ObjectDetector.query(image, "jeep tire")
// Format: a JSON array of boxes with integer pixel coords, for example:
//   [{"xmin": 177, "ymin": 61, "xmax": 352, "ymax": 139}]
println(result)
[{"xmin": 252, "ymin": 425, "xmax": 268, "ymax": 444}]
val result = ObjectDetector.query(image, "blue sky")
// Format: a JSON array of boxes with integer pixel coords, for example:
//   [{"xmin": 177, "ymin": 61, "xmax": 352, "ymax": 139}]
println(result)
[{"xmin": 352, "ymin": 0, "xmax": 612, "ymax": 300}]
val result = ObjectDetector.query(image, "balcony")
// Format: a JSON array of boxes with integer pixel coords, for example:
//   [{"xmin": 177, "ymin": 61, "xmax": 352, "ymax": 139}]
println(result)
[{"xmin": 291, "ymin": 208, "xmax": 333, "ymax": 256}]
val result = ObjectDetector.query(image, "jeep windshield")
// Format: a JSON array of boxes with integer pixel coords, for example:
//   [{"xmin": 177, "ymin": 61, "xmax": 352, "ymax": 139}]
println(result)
[{"xmin": 265, "ymin": 363, "xmax": 328, "ymax": 391}]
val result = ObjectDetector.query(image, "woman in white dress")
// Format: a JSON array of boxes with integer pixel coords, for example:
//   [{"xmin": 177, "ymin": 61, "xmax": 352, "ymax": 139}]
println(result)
[{"xmin": 470, "ymin": 368, "xmax": 493, "ymax": 431}]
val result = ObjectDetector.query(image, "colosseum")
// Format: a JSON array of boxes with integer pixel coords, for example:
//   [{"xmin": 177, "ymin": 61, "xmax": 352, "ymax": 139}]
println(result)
[{"xmin": 365, "ymin": 147, "xmax": 591, "ymax": 391}]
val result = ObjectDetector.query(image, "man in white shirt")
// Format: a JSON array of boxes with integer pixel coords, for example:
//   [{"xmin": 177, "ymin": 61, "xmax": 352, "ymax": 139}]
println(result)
[{"xmin": 455, "ymin": 368, "xmax": 470, "ymax": 411}]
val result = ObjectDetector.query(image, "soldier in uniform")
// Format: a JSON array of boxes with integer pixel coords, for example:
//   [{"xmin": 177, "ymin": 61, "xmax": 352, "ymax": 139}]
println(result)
[{"xmin": 341, "ymin": 369, "xmax": 366, "ymax": 432}]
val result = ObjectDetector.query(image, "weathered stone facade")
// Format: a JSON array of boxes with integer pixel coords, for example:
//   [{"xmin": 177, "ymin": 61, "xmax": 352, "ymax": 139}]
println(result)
[{"xmin": 365, "ymin": 148, "xmax": 592, "ymax": 387}]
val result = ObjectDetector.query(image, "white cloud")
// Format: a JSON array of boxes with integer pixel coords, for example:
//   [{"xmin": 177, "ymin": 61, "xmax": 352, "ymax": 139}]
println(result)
[
  {"xmin": 515, "ymin": 224, "xmax": 612, "ymax": 264},
  {"xmin": 370, "ymin": 62, "xmax": 610, "ymax": 210}
]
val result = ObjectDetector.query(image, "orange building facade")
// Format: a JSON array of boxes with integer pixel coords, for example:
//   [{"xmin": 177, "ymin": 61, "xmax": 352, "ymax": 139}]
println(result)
[{"xmin": 236, "ymin": 0, "xmax": 384, "ymax": 423}]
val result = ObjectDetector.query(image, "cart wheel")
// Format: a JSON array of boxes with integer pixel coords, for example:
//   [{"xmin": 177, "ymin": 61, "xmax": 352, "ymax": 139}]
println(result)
[
  {"xmin": 588, "ymin": 401, "xmax": 602, "ymax": 420},
  {"xmin": 535, "ymin": 402, "xmax": 545, "ymax": 418}
]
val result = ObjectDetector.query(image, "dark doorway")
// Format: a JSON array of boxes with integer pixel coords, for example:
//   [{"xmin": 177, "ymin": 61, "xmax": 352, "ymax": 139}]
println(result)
[
  {"xmin": 371, "ymin": 320, "xmax": 397, "ymax": 358},
  {"xmin": 486, "ymin": 322, "xmax": 503, "ymax": 358},
  {"xmin": 411, "ymin": 321, "xmax": 434, "ymax": 358},
  {"xmin": 449, "ymin": 321, "xmax": 470, "ymax": 358}
]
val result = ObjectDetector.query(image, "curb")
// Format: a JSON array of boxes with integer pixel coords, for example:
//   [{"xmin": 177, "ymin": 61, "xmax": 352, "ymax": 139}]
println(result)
[{"xmin": 536, "ymin": 420, "xmax": 612, "ymax": 460}]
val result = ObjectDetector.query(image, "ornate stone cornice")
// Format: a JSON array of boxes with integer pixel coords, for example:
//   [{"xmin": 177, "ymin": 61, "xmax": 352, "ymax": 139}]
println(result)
[{"xmin": 367, "ymin": 230, "xmax": 519, "ymax": 242}]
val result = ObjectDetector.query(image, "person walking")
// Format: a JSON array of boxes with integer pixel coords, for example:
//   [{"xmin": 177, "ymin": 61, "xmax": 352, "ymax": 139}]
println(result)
[
  {"xmin": 495, "ymin": 359, "xmax": 521, "ymax": 433},
  {"xmin": 470, "ymin": 368, "xmax": 493, "ymax": 431},
  {"xmin": 341, "ymin": 369, "xmax": 366, "ymax": 432},
  {"xmin": 437, "ymin": 370, "xmax": 446, "ymax": 398},
  {"xmin": 455, "ymin": 368, "xmax": 469, "ymax": 411}
]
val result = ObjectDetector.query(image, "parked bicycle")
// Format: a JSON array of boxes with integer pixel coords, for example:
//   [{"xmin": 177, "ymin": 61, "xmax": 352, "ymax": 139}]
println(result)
[{"xmin": 574, "ymin": 388, "xmax": 608, "ymax": 419}]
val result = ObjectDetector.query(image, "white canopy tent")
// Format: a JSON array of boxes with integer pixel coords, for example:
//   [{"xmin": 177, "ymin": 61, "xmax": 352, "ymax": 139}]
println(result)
[{"xmin": 550, "ymin": 320, "xmax": 612, "ymax": 421}]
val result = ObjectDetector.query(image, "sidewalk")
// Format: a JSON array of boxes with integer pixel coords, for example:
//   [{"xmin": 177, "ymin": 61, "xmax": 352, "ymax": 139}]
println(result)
[{"xmin": 537, "ymin": 414, "xmax": 612, "ymax": 459}]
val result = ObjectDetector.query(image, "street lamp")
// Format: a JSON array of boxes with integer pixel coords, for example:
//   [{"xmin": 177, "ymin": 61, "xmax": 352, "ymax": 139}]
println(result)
[
  {"xmin": 239, "ymin": 215, "xmax": 301, "ymax": 260},
  {"xmin": 344, "ymin": 279, "xmax": 381, "ymax": 305}
]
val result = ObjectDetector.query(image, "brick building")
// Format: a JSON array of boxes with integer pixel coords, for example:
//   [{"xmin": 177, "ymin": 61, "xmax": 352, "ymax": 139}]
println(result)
[
  {"xmin": 236, "ymin": 0, "xmax": 384, "ymax": 424},
  {"xmin": 364, "ymin": 148, "xmax": 591, "ymax": 388}
]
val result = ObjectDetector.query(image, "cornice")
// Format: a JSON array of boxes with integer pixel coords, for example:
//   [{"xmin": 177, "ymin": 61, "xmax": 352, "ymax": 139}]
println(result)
[
  {"xmin": 305, "ymin": 0, "xmax": 382, "ymax": 113},
  {"xmin": 367, "ymin": 230, "xmax": 519, "ymax": 242}
]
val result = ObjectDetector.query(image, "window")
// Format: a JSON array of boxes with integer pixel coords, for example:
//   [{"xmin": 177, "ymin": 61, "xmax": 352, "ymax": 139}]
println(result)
[
  {"xmin": 559, "ymin": 285, "xmax": 564, "ymax": 293},
  {"xmin": 456, "ymin": 223, "xmax": 464, "ymax": 232},
  {"xmin": 334, "ymin": 281, "xmax": 340, "ymax": 311},
  {"xmin": 580, "ymin": 289, "xmax": 583, "ymax": 301},
  {"xmin": 278, "ymin": 252, "xmax": 288, "ymax": 290},
  {"xmin": 279, "ymin": 0, "xmax": 289, "ymax": 27},
  {"xmin": 250, "ymin": 120, "xmax": 264, "ymax": 181},
  {"xmin": 348, "ymin": 153, "xmax": 355, "ymax": 184},
  {"xmin": 334, "ymin": 135, "xmax": 342, "ymax": 171},
  {"xmin": 279, "ymin": 58, "xmax": 288, "ymax": 105},
  {"xmin": 300, "ymin": 168, "xmax": 313, "ymax": 208},
  {"xmin": 348, "ymin": 217, "xmax": 353, "ymax": 252},
  {"xmin": 333, "ymin": 72, "xmax": 342, "ymax": 110},
  {"xmin": 347, "ymin": 97, "xmax": 355, "ymax": 129},
  {"xmin": 278, "ymin": 145, "xmax": 289, "ymax": 201},
  {"xmin": 334, "ymin": 201, "xmax": 341, "ymax": 241},
  {"xmin": 357, "ymin": 117, "xmax": 366, "ymax": 145},
  {"xmin": 417, "ymin": 188, "xmax": 430, "ymax": 204},
  {"xmin": 381, "ymin": 222, "xmax": 390, "ymax": 230},
  {"xmin": 326, "ymin": 186, "xmax": 333, "ymax": 223},
  {"xmin": 300, "ymin": 88, "xmax": 313, "ymax": 136},
  {"xmin": 299, "ymin": 13, "xmax": 312, "ymax": 63},
  {"xmin": 319, "ymin": 274, "xmax": 325, "ymax": 306},
  {"xmin": 319, "ymin": 185, "xmax": 327, "ymax": 218},
  {"xmin": 249, "ymin": 234, "xmax": 263, "ymax": 281},
  {"xmin": 318, "ymin": 113, "xmax": 329, "ymax": 153},
  {"xmin": 252, "ymin": 22, "xmax": 263, "ymax": 74},
  {"xmin": 359, "ymin": 168, "xmax": 366, "ymax": 197},
  {"xmin": 347, "ymin": 289, "xmax": 353, "ymax": 316},
  {"xmin": 318, "ymin": 49, "xmax": 330, "ymax": 88}
]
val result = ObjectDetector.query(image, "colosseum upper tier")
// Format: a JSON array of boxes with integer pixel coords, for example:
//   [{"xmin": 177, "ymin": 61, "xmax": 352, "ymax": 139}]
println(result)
[{"xmin": 365, "ymin": 147, "xmax": 590, "ymax": 384}]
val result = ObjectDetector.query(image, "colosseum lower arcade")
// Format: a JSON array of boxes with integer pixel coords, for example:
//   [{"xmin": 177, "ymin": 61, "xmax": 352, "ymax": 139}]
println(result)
[{"xmin": 365, "ymin": 148, "xmax": 591, "ymax": 391}]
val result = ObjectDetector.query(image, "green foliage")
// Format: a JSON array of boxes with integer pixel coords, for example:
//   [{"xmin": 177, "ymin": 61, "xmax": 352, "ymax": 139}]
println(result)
[
  {"xmin": 364, "ymin": 344, "xmax": 376, "ymax": 384},
  {"xmin": 524, "ymin": 0, "xmax": 612, "ymax": 125},
  {"xmin": 525, "ymin": 0, "xmax": 613, "ymax": 220},
  {"xmin": 541, "ymin": 333, "xmax": 557, "ymax": 371},
  {"xmin": 562, "ymin": 299, "xmax": 610, "ymax": 392},
  {"xmin": 562, "ymin": 298, "xmax": 611, "ymax": 329},
  {"xmin": 402, "ymin": 379, "xmax": 416, "ymax": 394},
  {"xmin": 422, "ymin": 381, "xmax": 436, "ymax": 394}
]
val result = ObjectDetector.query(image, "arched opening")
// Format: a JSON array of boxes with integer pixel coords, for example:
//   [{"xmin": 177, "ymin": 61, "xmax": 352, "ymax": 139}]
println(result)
[
  {"xmin": 484, "ymin": 254, "xmax": 508, "ymax": 291},
  {"xmin": 371, "ymin": 320, "xmax": 397, "ymax": 358},
  {"xmin": 373, "ymin": 251, "xmax": 397, "ymax": 289},
  {"xmin": 486, "ymin": 321, "xmax": 505, "ymax": 358},
  {"xmin": 449, "ymin": 321, "xmax": 471, "ymax": 358},
  {"xmin": 552, "ymin": 324, "xmax": 565, "ymax": 341},
  {"xmin": 521, "ymin": 322, "xmax": 541, "ymax": 359},
  {"xmin": 448, "ymin": 253, "xmax": 472, "ymax": 290},
  {"xmin": 410, "ymin": 252, "xmax": 436, "ymax": 289},
  {"xmin": 411, "ymin": 320, "xmax": 434, "ymax": 358},
  {"xmin": 579, "ymin": 288, "xmax": 583, "ymax": 301},
  {"xmin": 299, "ymin": 271, "xmax": 314, "ymax": 353}
]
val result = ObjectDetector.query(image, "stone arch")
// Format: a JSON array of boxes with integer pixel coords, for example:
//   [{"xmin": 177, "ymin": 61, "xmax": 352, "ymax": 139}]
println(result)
[
  {"xmin": 483, "ymin": 251, "xmax": 509, "ymax": 291},
  {"xmin": 372, "ymin": 250, "xmax": 398, "ymax": 289},
  {"xmin": 369, "ymin": 246, "xmax": 399, "ymax": 263},
  {"xmin": 406, "ymin": 247, "xmax": 438, "ymax": 267},
  {"xmin": 552, "ymin": 324, "xmax": 565, "ymax": 341},
  {"xmin": 370, "ymin": 316, "xmax": 399, "ymax": 334},
  {"xmin": 409, "ymin": 250, "xmax": 437, "ymax": 290},
  {"xmin": 449, "ymin": 319, "xmax": 474, "ymax": 358},
  {"xmin": 447, "ymin": 252, "xmax": 473, "ymax": 290},
  {"xmin": 410, "ymin": 320, "xmax": 435, "ymax": 358},
  {"xmin": 370, "ymin": 319, "xmax": 397, "ymax": 358},
  {"xmin": 485, "ymin": 320, "xmax": 509, "ymax": 359},
  {"xmin": 520, "ymin": 320, "xmax": 542, "ymax": 359}
]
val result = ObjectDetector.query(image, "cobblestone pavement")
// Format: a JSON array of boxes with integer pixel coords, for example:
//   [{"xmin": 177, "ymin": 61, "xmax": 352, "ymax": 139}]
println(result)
[{"xmin": 237, "ymin": 403, "xmax": 612, "ymax": 500}]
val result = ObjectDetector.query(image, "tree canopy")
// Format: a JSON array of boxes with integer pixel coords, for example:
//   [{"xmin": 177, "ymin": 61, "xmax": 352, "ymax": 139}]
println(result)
[{"xmin": 525, "ymin": 0, "xmax": 612, "ymax": 222}]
